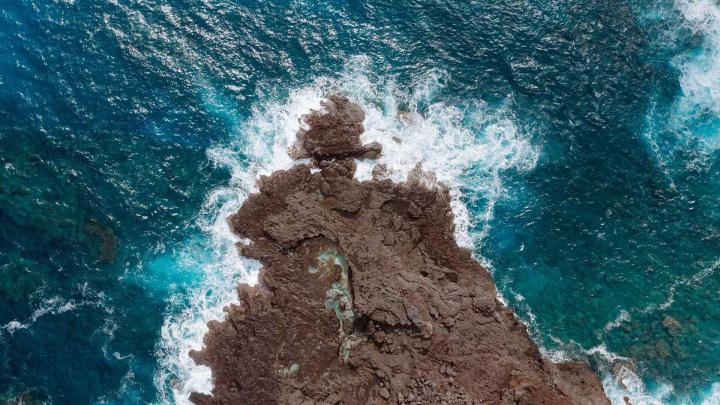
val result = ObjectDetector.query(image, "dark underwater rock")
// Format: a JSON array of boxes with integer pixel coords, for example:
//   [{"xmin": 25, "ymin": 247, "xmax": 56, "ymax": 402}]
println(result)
[{"xmin": 189, "ymin": 96, "xmax": 609, "ymax": 405}]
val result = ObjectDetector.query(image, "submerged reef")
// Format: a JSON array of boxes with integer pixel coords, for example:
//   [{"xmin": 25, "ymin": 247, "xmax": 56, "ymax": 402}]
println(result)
[{"xmin": 189, "ymin": 95, "xmax": 609, "ymax": 404}]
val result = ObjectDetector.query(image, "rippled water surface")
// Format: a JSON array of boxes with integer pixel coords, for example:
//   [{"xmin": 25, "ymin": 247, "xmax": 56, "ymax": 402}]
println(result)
[{"xmin": 1, "ymin": 0, "xmax": 720, "ymax": 403}]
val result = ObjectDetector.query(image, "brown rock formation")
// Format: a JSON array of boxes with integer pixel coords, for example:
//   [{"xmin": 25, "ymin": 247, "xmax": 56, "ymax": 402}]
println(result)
[{"xmin": 189, "ymin": 95, "xmax": 609, "ymax": 405}]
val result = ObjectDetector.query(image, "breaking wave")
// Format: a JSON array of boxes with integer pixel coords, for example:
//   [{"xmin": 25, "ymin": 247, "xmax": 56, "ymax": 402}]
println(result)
[{"xmin": 153, "ymin": 62, "xmax": 539, "ymax": 404}]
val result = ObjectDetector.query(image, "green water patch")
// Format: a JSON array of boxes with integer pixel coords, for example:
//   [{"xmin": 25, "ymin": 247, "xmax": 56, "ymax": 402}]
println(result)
[
  {"xmin": 276, "ymin": 362, "xmax": 300, "ymax": 378},
  {"xmin": 309, "ymin": 250, "xmax": 349, "ymax": 276},
  {"xmin": 307, "ymin": 249, "xmax": 355, "ymax": 326},
  {"xmin": 324, "ymin": 282, "xmax": 355, "ymax": 324}
]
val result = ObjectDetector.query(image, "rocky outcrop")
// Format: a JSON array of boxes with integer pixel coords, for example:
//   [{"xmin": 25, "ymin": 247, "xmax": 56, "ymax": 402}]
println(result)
[
  {"xmin": 290, "ymin": 95, "xmax": 382, "ymax": 160},
  {"xmin": 189, "ymin": 95, "xmax": 609, "ymax": 405}
]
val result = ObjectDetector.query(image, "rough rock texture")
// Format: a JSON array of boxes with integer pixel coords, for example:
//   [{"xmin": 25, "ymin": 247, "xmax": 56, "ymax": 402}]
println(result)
[
  {"xmin": 190, "ymin": 95, "xmax": 609, "ymax": 405},
  {"xmin": 290, "ymin": 94, "xmax": 382, "ymax": 160}
]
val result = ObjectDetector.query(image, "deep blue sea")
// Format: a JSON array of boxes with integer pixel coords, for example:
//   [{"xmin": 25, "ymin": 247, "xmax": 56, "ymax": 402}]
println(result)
[{"xmin": 1, "ymin": 0, "xmax": 720, "ymax": 404}]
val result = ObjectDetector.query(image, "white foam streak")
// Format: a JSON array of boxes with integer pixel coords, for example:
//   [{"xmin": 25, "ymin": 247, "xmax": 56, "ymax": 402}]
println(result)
[
  {"xmin": 640, "ymin": 258, "xmax": 720, "ymax": 314},
  {"xmin": 0, "ymin": 294, "xmax": 107, "ymax": 337},
  {"xmin": 602, "ymin": 365, "xmax": 674, "ymax": 405},
  {"xmin": 604, "ymin": 309, "xmax": 631, "ymax": 333}
]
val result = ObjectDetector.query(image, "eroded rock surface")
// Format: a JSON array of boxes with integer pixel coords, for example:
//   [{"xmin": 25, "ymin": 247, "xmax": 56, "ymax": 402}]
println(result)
[{"xmin": 190, "ymin": 95, "xmax": 609, "ymax": 405}]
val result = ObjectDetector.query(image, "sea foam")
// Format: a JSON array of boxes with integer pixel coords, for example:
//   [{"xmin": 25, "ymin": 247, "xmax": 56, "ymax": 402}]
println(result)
[
  {"xmin": 153, "ymin": 88, "xmax": 319, "ymax": 405},
  {"xmin": 640, "ymin": 0, "xmax": 720, "ymax": 173},
  {"xmin": 154, "ymin": 63, "xmax": 539, "ymax": 404},
  {"xmin": 674, "ymin": 0, "xmax": 720, "ymax": 118},
  {"xmin": 0, "ymin": 292, "xmax": 110, "ymax": 338},
  {"xmin": 152, "ymin": 60, "xmax": 720, "ymax": 405}
]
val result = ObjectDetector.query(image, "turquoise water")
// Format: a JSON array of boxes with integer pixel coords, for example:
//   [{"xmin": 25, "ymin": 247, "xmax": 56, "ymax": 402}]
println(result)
[{"xmin": 1, "ymin": 0, "xmax": 720, "ymax": 403}]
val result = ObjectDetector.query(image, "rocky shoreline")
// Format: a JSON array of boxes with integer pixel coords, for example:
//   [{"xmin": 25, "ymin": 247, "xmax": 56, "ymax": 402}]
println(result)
[{"xmin": 189, "ymin": 95, "xmax": 609, "ymax": 404}]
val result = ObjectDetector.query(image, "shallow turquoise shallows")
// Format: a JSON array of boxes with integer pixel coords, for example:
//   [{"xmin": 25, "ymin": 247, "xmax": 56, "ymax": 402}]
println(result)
[{"xmin": 1, "ymin": 0, "xmax": 719, "ymax": 404}]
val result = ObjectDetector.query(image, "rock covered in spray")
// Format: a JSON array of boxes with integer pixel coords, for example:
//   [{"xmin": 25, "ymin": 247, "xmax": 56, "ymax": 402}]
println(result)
[
  {"xmin": 291, "ymin": 94, "xmax": 382, "ymax": 160},
  {"xmin": 189, "ymin": 96, "xmax": 609, "ymax": 404}
]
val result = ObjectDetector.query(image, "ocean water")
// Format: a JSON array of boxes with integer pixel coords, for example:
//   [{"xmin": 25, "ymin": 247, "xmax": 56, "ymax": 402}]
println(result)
[{"xmin": 1, "ymin": 0, "xmax": 720, "ymax": 404}]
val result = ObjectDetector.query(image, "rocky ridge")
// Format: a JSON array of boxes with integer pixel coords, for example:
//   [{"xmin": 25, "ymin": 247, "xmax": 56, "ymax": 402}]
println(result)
[{"xmin": 189, "ymin": 95, "xmax": 609, "ymax": 405}]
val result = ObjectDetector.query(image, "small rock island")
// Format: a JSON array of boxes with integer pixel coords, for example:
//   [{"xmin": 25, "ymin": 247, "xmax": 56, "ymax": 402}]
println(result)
[{"xmin": 189, "ymin": 95, "xmax": 609, "ymax": 404}]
